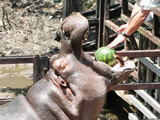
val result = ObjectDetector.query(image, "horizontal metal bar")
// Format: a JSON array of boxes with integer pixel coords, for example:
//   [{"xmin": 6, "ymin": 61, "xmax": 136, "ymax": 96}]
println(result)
[
  {"xmin": 110, "ymin": 82, "xmax": 160, "ymax": 91},
  {"xmin": 86, "ymin": 50, "xmax": 160, "ymax": 58},
  {"xmin": 117, "ymin": 50, "xmax": 160, "ymax": 58},
  {"xmin": 0, "ymin": 56, "xmax": 35, "ymax": 64},
  {"xmin": 1, "ymin": 50, "xmax": 159, "ymax": 65},
  {"xmin": 0, "ymin": 56, "xmax": 48, "ymax": 64}
]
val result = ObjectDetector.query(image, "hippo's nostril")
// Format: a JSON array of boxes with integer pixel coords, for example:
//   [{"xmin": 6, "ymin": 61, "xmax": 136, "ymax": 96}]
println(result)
[{"xmin": 64, "ymin": 31, "xmax": 70, "ymax": 38}]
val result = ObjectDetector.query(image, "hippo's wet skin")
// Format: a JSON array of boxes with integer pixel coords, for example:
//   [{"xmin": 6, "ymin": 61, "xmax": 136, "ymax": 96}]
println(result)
[
  {"xmin": 0, "ymin": 13, "xmax": 135, "ymax": 120},
  {"xmin": 0, "ymin": 95, "xmax": 41, "ymax": 120},
  {"xmin": 48, "ymin": 12, "xmax": 135, "ymax": 119}
]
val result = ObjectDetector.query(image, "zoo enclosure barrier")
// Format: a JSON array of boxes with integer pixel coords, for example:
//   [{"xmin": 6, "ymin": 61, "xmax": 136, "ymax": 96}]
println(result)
[
  {"xmin": 0, "ymin": 0, "xmax": 160, "ymax": 119},
  {"xmin": 104, "ymin": 0, "xmax": 160, "ymax": 119},
  {"xmin": 62, "ymin": 0, "xmax": 160, "ymax": 119}
]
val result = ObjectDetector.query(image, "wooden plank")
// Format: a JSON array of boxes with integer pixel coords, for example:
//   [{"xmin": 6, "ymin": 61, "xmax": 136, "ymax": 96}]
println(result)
[
  {"xmin": 129, "ymin": 95, "xmax": 158, "ymax": 119},
  {"xmin": 128, "ymin": 113, "xmax": 139, "ymax": 120},
  {"xmin": 138, "ymin": 57, "xmax": 160, "ymax": 77},
  {"xmin": 115, "ymin": 90, "xmax": 130, "ymax": 104},
  {"xmin": 105, "ymin": 20, "xmax": 119, "ymax": 31},
  {"xmin": 153, "ymin": 8, "xmax": 160, "ymax": 16},
  {"xmin": 135, "ymin": 90, "xmax": 160, "ymax": 113}
]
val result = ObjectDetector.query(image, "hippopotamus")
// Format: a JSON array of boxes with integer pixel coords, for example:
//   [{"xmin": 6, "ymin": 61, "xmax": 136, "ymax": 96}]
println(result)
[
  {"xmin": 47, "ymin": 12, "xmax": 135, "ymax": 119},
  {"xmin": 0, "ymin": 12, "xmax": 135, "ymax": 120}
]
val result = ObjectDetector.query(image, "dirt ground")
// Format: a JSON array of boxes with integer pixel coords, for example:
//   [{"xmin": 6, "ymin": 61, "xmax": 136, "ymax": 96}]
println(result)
[
  {"xmin": 0, "ymin": 0, "xmax": 98, "ymax": 56},
  {"xmin": 0, "ymin": 0, "xmax": 62, "ymax": 56},
  {"xmin": 0, "ymin": 0, "xmax": 63, "ymax": 98},
  {"xmin": 0, "ymin": 0, "xmax": 97, "ymax": 95},
  {"xmin": 0, "ymin": 0, "xmax": 99, "ymax": 92}
]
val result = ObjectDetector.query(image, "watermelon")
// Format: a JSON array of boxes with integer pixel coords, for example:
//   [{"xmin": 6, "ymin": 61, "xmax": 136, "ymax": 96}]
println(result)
[{"xmin": 95, "ymin": 47, "xmax": 116, "ymax": 66}]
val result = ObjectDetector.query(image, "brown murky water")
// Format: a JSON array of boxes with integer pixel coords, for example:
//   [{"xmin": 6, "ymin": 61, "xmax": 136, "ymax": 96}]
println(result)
[
  {"xmin": 0, "ymin": 64, "xmax": 33, "ymax": 98},
  {"xmin": 0, "ymin": 64, "xmax": 33, "ymax": 89},
  {"xmin": 0, "ymin": 76, "xmax": 32, "ymax": 89}
]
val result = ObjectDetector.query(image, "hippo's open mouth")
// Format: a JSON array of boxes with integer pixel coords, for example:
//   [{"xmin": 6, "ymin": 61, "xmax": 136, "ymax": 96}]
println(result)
[
  {"xmin": 49, "ymin": 72, "xmax": 67, "ymax": 89},
  {"xmin": 49, "ymin": 71, "xmax": 75, "ymax": 101},
  {"xmin": 45, "ymin": 69, "xmax": 67, "ymax": 89},
  {"xmin": 113, "ymin": 60, "xmax": 135, "ymax": 72}
]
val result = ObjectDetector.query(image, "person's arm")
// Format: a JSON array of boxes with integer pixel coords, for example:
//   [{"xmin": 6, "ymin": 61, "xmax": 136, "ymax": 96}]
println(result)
[
  {"xmin": 125, "ymin": 4, "xmax": 151, "ymax": 36},
  {"xmin": 107, "ymin": 4, "xmax": 150, "ymax": 48},
  {"xmin": 130, "ymin": 3, "xmax": 141, "ymax": 19}
]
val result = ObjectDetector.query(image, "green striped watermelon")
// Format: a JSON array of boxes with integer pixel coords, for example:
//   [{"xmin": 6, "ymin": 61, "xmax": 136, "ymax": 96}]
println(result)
[{"xmin": 95, "ymin": 47, "xmax": 116, "ymax": 66}]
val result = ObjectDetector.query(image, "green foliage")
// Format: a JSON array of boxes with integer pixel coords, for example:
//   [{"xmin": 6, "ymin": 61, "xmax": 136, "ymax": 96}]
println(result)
[{"xmin": 83, "ymin": 0, "xmax": 96, "ymax": 11}]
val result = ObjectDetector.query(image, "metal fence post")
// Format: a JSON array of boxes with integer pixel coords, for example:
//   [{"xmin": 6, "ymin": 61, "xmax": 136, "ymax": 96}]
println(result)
[{"xmin": 33, "ymin": 55, "xmax": 49, "ymax": 83}]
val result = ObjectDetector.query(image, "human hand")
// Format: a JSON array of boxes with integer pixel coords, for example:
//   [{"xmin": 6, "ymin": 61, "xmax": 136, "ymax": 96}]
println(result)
[
  {"xmin": 107, "ymin": 33, "xmax": 126, "ymax": 48},
  {"xmin": 117, "ymin": 24, "xmax": 128, "ymax": 33},
  {"xmin": 107, "ymin": 24, "xmax": 128, "ymax": 48}
]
